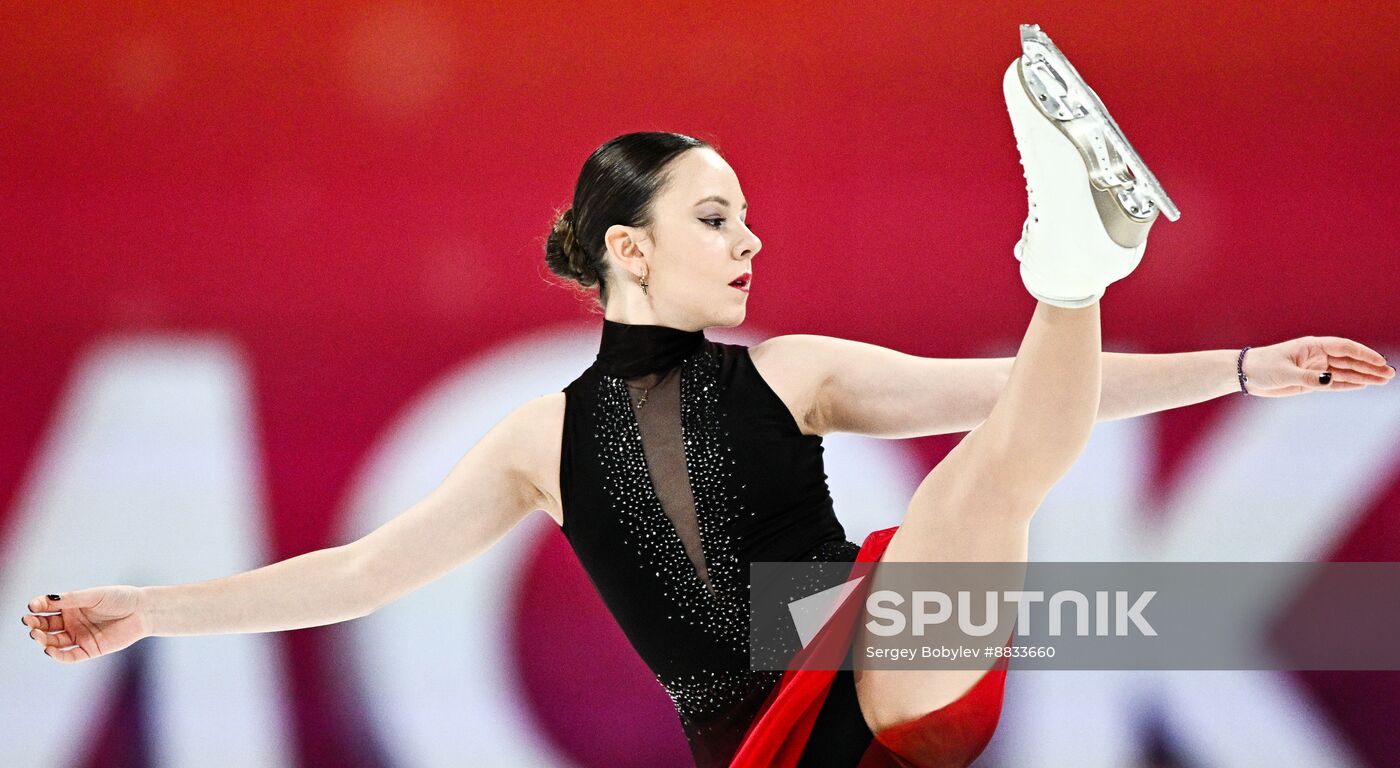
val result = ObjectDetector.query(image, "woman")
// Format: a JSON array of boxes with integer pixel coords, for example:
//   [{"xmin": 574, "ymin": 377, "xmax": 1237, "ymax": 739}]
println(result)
[{"xmin": 22, "ymin": 54, "xmax": 1393, "ymax": 767}]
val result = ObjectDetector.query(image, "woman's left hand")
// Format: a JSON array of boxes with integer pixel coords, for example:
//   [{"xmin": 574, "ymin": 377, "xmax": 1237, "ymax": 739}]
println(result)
[{"xmin": 1242, "ymin": 336, "xmax": 1394, "ymax": 397}]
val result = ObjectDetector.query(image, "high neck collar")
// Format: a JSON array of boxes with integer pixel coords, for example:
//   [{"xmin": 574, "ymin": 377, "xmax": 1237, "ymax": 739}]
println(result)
[{"xmin": 595, "ymin": 318, "xmax": 707, "ymax": 378}]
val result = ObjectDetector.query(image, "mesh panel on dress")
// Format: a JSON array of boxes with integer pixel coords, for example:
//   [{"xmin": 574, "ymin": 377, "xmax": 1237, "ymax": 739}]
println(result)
[{"xmin": 623, "ymin": 364, "xmax": 714, "ymax": 594}]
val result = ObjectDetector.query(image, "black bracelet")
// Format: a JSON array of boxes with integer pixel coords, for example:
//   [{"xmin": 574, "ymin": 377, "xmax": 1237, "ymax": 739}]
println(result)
[{"xmin": 1237, "ymin": 346, "xmax": 1251, "ymax": 395}]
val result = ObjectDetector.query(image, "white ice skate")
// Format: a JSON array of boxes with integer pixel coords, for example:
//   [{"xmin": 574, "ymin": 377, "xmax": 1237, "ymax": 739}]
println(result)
[{"xmin": 1004, "ymin": 23, "xmax": 1181, "ymax": 308}]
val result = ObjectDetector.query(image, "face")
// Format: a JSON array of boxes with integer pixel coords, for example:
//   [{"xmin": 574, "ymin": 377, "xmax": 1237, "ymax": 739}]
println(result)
[{"xmin": 604, "ymin": 147, "xmax": 761, "ymax": 330}]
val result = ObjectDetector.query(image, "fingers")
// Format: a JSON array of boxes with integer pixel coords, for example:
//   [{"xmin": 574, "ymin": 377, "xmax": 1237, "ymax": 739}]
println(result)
[
  {"xmin": 21, "ymin": 613, "xmax": 63, "ymax": 632},
  {"xmin": 23, "ymin": 593, "xmax": 107, "ymax": 665},
  {"xmin": 1315, "ymin": 337, "xmax": 1390, "ymax": 371},
  {"xmin": 24, "ymin": 595, "xmax": 68, "ymax": 654},
  {"xmin": 1335, "ymin": 362, "xmax": 1392, "ymax": 381},
  {"xmin": 23, "ymin": 617, "xmax": 91, "ymax": 663},
  {"xmin": 24, "ymin": 594, "xmax": 99, "ymax": 663},
  {"xmin": 1326, "ymin": 357, "xmax": 1394, "ymax": 382},
  {"xmin": 26, "ymin": 618, "xmax": 86, "ymax": 662},
  {"xmin": 29, "ymin": 626, "xmax": 75, "ymax": 649},
  {"xmin": 27, "ymin": 589, "xmax": 107, "ymax": 613},
  {"xmin": 1319, "ymin": 366, "xmax": 1388, "ymax": 387},
  {"xmin": 21, "ymin": 610, "xmax": 76, "ymax": 654},
  {"xmin": 27, "ymin": 594, "xmax": 63, "ymax": 614},
  {"xmin": 43, "ymin": 644, "xmax": 93, "ymax": 664},
  {"xmin": 1300, "ymin": 337, "xmax": 1394, "ymax": 385}
]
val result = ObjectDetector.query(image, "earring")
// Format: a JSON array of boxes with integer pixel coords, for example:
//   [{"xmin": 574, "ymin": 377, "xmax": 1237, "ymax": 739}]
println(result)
[{"xmin": 639, "ymin": 270, "xmax": 650, "ymax": 296}]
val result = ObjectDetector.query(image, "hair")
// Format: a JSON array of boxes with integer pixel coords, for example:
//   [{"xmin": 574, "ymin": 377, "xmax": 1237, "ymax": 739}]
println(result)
[{"xmin": 544, "ymin": 131, "xmax": 717, "ymax": 308}]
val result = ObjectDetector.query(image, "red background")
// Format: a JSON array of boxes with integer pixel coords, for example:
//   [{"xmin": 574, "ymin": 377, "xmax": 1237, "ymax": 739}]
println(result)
[{"xmin": 3, "ymin": 2, "xmax": 1397, "ymax": 766}]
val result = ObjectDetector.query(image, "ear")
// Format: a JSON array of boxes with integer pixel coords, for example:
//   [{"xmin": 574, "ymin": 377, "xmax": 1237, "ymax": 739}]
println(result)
[{"xmin": 603, "ymin": 223, "xmax": 649, "ymax": 279}]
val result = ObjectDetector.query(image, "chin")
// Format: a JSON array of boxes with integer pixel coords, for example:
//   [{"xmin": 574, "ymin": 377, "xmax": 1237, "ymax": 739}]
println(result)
[{"xmin": 717, "ymin": 306, "xmax": 747, "ymax": 328}]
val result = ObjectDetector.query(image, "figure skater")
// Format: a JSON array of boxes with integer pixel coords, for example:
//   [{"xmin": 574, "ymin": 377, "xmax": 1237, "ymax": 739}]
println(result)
[{"xmin": 22, "ymin": 25, "xmax": 1391, "ymax": 768}]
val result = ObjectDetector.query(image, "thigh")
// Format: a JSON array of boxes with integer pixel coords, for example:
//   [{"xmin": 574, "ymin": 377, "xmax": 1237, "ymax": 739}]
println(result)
[
  {"xmin": 852, "ymin": 426, "xmax": 1033, "ymax": 735},
  {"xmin": 851, "ymin": 577, "xmax": 1014, "ymax": 756},
  {"xmin": 883, "ymin": 423, "xmax": 1045, "ymax": 565}
]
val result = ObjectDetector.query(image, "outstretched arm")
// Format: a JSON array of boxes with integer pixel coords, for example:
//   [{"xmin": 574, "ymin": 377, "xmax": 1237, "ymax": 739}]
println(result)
[
  {"xmin": 149, "ymin": 395, "xmax": 553, "ymax": 631},
  {"xmin": 753, "ymin": 334, "xmax": 1392, "ymax": 439},
  {"xmin": 25, "ymin": 394, "xmax": 556, "ymax": 662},
  {"xmin": 1091, "ymin": 337, "xmax": 1389, "ymax": 419}
]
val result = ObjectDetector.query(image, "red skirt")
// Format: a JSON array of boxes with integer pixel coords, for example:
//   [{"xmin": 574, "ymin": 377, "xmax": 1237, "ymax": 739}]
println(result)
[{"xmin": 730, "ymin": 526, "xmax": 1010, "ymax": 768}]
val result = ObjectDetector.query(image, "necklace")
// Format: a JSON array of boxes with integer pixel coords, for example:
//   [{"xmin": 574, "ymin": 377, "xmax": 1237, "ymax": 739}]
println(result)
[
  {"xmin": 624, "ymin": 368, "xmax": 674, "ymax": 409},
  {"xmin": 625, "ymin": 382, "xmax": 650, "ymax": 409}
]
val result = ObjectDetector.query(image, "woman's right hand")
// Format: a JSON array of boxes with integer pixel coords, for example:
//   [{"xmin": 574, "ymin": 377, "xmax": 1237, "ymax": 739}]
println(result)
[{"xmin": 21, "ymin": 587, "xmax": 149, "ymax": 663}]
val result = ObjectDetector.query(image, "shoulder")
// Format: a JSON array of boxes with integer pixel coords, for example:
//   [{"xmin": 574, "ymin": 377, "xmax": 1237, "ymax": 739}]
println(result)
[
  {"xmin": 747, "ymin": 334, "xmax": 843, "ymax": 436},
  {"xmin": 749, "ymin": 333, "xmax": 849, "ymax": 358},
  {"xmin": 495, "ymin": 392, "xmax": 566, "ymax": 526}
]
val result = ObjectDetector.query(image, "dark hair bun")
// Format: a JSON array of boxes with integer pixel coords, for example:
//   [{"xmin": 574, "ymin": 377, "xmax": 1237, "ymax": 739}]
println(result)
[
  {"xmin": 545, "ymin": 207, "xmax": 599, "ymax": 288},
  {"xmin": 544, "ymin": 132, "xmax": 714, "ymax": 307}
]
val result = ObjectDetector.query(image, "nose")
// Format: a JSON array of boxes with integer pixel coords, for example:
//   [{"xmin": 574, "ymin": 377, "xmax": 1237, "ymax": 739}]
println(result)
[{"xmin": 737, "ymin": 228, "xmax": 761, "ymax": 260}]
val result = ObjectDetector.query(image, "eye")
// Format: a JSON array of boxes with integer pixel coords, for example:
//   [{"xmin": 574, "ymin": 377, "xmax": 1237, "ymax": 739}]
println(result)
[{"xmin": 701, "ymin": 217, "xmax": 755, "ymax": 232}]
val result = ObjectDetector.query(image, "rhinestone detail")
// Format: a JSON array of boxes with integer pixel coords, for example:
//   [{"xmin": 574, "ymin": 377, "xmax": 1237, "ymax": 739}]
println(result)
[{"xmin": 595, "ymin": 344, "xmax": 768, "ymax": 720}]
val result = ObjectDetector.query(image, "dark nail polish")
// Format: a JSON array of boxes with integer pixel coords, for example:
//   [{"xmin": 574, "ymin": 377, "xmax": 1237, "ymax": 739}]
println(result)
[
  {"xmin": 1319, "ymin": 372, "xmax": 1332, "ymax": 385},
  {"xmin": 47, "ymin": 594, "xmax": 60, "ymax": 601}
]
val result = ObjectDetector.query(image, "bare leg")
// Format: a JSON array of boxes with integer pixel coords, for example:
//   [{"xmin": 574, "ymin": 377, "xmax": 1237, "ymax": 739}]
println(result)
[
  {"xmin": 848, "ymin": 26, "xmax": 1179, "ymax": 739},
  {"xmin": 854, "ymin": 298, "xmax": 1102, "ymax": 733}
]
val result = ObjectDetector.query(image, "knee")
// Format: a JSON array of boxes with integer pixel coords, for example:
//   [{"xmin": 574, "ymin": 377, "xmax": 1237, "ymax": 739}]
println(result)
[{"xmin": 863, "ymin": 668, "xmax": 1009, "ymax": 767}]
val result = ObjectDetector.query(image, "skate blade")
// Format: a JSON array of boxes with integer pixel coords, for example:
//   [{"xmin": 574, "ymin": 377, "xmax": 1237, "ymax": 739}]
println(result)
[{"xmin": 1017, "ymin": 24, "xmax": 1180, "ymax": 222}]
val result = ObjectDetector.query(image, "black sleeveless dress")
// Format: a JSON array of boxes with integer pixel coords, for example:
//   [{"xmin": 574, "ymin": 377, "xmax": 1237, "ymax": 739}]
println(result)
[{"xmin": 558, "ymin": 318, "xmax": 877, "ymax": 767}]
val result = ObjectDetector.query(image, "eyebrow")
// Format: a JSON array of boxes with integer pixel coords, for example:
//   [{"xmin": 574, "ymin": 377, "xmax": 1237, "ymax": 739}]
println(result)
[{"xmin": 693, "ymin": 195, "xmax": 747, "ymax": 210}]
